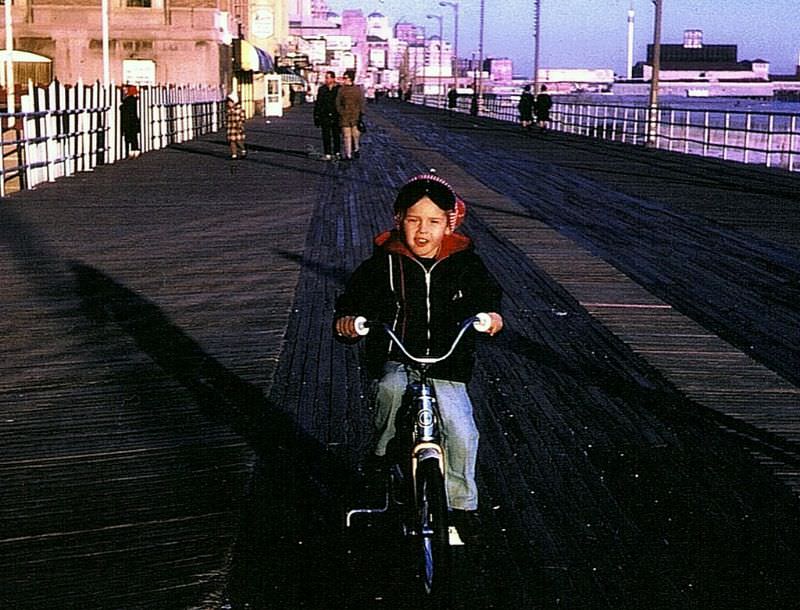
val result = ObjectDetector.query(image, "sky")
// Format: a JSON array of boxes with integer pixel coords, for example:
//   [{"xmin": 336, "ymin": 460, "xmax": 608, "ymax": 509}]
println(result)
[{"xmin": 325, "ymin": 0, "xmax": 800, "ymax": 77}]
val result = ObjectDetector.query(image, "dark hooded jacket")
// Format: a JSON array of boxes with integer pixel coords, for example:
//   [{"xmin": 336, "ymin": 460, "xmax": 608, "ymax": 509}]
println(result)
[{"xmin": 335, "ymin": 230, "xmax": 502, "ymax": 382}]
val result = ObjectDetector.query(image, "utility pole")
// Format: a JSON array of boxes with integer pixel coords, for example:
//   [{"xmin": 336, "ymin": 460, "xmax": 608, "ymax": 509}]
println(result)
[
  {"xmin": 532, "ymin": 0, "xmax": 541, "ymax": 92},
  {"xmin": 647, "ymin": 0, "xmax": 663, "ymax": 148}
]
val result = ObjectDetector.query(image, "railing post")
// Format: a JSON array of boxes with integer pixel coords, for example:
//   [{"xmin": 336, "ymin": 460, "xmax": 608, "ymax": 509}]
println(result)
[
  {"xmin": 610, "ymin": 106, "xmax": 616, "ymax": 141},
  {"xmin": 723, "ymin": 113, "xmax": 730, "ymax": 161},
  {"xmin": 744, "ymin": 113, "xmax": 752, "ymax": 164},
  {"xmin": 668, "ymin": 109, "xmax": 675, "ymax": 151},
  {"xmin": 790, "ymin": 115, "xmax": 797, "ymax": 172},
  {"xmin": 766, "ymin": 114, "xmax": 774, "ymax": 168},
  {"xmin": 621, "ymin": 107, "xmax": 627, "ymax": 143},
  {"xmin": 703, "ymin": 111, "xmax": 710, "ymax": 157},
  {"xmin": 684, "ymin": 111, "xmax": 691, "ymax": 155}
]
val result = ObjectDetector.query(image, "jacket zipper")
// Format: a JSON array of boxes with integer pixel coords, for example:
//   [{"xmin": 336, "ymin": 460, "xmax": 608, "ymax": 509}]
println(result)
[{"xmin": 409, "ymin": 257, "xmax": 441, "ymax": 356}]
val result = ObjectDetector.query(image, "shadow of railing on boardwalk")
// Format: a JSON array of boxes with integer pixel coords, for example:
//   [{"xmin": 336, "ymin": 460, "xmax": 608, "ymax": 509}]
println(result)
[{"xmin": 70, "ymin": 263, "xmax": 364, "ymax": 607}]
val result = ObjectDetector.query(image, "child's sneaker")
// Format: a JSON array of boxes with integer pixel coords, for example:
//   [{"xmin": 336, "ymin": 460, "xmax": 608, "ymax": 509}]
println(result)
[{"xmin": 449, "ymin": 509, "xmax": 482, "ymax": 544}]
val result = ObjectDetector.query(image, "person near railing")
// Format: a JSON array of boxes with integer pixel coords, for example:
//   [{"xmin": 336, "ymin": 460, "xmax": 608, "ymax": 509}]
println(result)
[
  {"xmin": 534, "ymin": 85, "xmax": 553, "ymax": 133},
  {"xmin": 447, "ymin": 86, "xmax": 458, "ymax": 117},
  {"xmin": 120, "ymin": 85, "xmax": 141, "ymax": 158},
  {"xmin": 518, "ymin": 84, "xmax": 534, "ymax": 131}
]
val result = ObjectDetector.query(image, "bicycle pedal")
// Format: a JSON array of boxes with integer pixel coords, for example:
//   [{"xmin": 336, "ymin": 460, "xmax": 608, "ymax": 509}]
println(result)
[{"xmin": 448, "ymin": 526, "xmax": 465, "ymax": 546}]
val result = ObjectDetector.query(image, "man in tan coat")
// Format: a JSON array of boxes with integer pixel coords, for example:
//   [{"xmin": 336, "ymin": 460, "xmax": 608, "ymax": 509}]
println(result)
[{"xmin": 335, "ymin": 70, "xmax": 365, "ymax": 160}]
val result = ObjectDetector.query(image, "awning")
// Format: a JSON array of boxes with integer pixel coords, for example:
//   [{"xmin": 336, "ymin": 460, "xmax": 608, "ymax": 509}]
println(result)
[
  {"xmin": 240, "ymin": 40, "xmax": 274, "ymax": 73},
  {"xmin": 0, "ymin": 50, "xmax": 52, "ymax": 63}
]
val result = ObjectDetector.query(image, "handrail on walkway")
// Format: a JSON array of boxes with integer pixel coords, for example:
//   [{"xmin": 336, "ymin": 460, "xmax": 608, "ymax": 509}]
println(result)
[
  {"xmin": 414, "ymin": 93, "xmax": 800, "ymax": 173},
  {"xmin": 1, "ymin": 80, "xmax": 228, "ymax": 197}
]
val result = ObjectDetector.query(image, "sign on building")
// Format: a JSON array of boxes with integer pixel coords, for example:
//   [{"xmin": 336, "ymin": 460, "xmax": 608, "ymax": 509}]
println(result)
[
  {"xmin": 323, "ymin": 35, "xmax": 353, "ymax": 51},
  {"xmin": 369, "ymin": 48, "xmax": 387, "ymax": 69},
  {"xmin": 252, "ymin": 8, "xmax": 275, "ymax": 39},
  {"xmin": 300, "ymin": 38, "xmax": 327, "ymax": 65},
  {"xmin": 122, "ymin": 59, "xmax": 156, "ymax": 86}
]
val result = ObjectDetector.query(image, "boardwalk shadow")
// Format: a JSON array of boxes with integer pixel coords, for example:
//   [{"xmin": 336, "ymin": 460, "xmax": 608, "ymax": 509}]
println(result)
[
  {"xmin": 169, "ymin": 141, "xmax": 337, "ymax": 179},
  {"xmin": 274, "ymin": 248, "xmax": 350, "ymax": 285},
  {"xmin": 70, "ymin": 262, "xmax": 359, "ymax": 607},
  {"xmin": 497, "ymin": 327, "xmax": 800, "ymax": 467}
]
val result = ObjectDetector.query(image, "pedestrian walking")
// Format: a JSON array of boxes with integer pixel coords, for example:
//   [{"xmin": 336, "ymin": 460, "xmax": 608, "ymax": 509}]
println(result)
[
  {"xmin": 335, "ymin": 69, "xmax": 365, "ymax": 161},
  {"xmin": 120, "ymin": 85, "xmax": 141, "ymax": 158},
  {"xmin": 313, "ymin": 71, "xmax": 341, "ymax": 160},
  {"xmin": 226, "ymin": 92, "xmax": 246, "ymax": 160},
  {"xmin": 517, "ymin": 84, "xmax": 534, "ymax": 130},
  {"xmin": 534, "ymin": 85, "xmax": 553, "ymax": 132}
]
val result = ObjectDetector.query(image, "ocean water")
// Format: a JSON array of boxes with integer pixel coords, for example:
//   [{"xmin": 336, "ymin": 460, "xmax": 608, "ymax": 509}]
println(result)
[{"xmin": 558, "ymin": 94, "xmax": 800, "ymax": 115}]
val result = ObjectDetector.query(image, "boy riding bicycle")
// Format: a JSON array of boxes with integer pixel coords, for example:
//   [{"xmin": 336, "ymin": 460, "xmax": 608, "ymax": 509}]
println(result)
[{"xmin": 334, "ymin": 174, "xmax": 503, "ymax": 519}]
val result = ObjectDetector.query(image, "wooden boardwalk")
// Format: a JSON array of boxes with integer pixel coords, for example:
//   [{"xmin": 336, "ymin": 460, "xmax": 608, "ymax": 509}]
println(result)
[{"xmin": 1, "ymin": 101, "xmax": 800, "ymax": 609}]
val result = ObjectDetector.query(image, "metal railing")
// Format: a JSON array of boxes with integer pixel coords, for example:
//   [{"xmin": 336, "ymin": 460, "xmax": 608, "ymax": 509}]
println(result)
[
  {"xmin": 1, "ymin": 80, "xmax": 226, "ymax": 197},
  {"xmin": 415, "ymin": 94, "xmax": 800, "ymax": 173}
]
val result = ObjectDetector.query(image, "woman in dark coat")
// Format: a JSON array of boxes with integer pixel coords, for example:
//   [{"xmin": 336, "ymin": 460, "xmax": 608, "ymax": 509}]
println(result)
[
  {"xmin": 534, "ymin": 85, "xmax": 553, "ymax": 132},
  {"xmin": 517, "ymin": 84, "xmax": 534, "ymax": 129}
]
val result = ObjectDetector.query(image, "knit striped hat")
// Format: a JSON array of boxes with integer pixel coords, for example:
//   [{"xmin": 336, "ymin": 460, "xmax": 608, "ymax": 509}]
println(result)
[{"xmin": 393, "ymin": 172, "xmax": 467, "ymax": 231}]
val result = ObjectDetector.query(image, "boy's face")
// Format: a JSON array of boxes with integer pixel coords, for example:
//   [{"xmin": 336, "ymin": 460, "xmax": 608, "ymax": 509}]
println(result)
[{"xmin": 401, "ymin": 197, "xmax": 452, "ymax": 259}]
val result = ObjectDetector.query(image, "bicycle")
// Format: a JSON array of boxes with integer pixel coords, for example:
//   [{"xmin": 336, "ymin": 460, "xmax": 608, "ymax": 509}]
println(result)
[{"xmin": 345, "ymin": 313, "xmax": 493, "ymax": 598}]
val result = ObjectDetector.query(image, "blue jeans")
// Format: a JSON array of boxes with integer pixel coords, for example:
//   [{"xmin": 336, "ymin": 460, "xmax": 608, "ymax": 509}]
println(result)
[{"xmin": 373, "ymin": 361, "xmax": 479, "ymax": 511}]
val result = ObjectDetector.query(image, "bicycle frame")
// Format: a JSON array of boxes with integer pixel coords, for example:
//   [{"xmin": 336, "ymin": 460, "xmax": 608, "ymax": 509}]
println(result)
[{"xmin": 345, "ymin": 314, "xmax": 491, "ymax": 595}]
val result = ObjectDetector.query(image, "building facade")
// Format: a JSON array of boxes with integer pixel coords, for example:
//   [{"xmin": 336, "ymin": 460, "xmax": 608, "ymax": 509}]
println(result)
[{"xmin": 1, "ymin": 0, "xmax": 239, "ymax": 87}]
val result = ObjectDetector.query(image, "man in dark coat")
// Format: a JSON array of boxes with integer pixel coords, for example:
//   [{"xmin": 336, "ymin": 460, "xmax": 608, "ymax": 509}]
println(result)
[
  {"xmin": 313, "ymin": 71, "xmax": 341, "ymax": 160},
  {"xmin": 120, "ymin": 85, "xmax": 141, "ymax": 158}
]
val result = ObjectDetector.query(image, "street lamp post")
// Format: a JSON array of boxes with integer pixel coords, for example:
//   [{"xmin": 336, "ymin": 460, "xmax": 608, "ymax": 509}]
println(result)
[
  {"xmin": 4, "ymin": 0, "xmax": 14, "ymax": 127},
  {"xmin": 477, "ymin": 0, "xmax": 485, "ymax": 112},
  {"xmin": 533, "ymin": 0, "xmax": 541, "ymax": 92},
  {"xmin": 426, "ymin": 14, "xmax": 443, "ymax": 98},
  {"xmin": 101, "ymin": 0, "xmax": 110, "ymax": 86},
  {"xmin": 439, "ymin": 1, "xmax": 459, "ymax": 89},
  {"xmin": 647, "ymin": 0, "xmax": 663, "ymax": 148},
  {"xmin": 420, "ymin": 25, "xmax": 427, "ymax": 99},
  {"xmin": 470, "ymin": 51, "xmax": 478, "ymax": 115}
]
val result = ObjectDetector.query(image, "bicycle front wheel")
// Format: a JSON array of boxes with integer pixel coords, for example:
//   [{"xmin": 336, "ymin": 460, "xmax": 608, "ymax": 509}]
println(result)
[{"xmin": 415, "ymin": 457, "xmax": 451, "ymax": 597}]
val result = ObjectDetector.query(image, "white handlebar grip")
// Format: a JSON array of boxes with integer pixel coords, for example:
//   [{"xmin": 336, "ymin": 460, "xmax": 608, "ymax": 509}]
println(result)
[
  {"xmin": 354, "ymin": 316, "xmax": 370, "ymax": 336},
  {"xmin": 473, "ymin": 312, "xmax": 492, "ymax": 333}
]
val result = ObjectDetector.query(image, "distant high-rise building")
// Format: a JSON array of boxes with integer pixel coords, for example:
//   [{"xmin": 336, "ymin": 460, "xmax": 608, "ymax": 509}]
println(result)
[
  {"xmin": 0, "ymin": 0, "xmax": 236, "ymax": 86},
  {"xmin": 394, "ymin": 22, "xmax": 424, "ymax": 45},
  {"xmin": 367, "ymin": 11, "xmax": 392, "ymax": 41},
  {"xmin": 645, "ymin": 30, "xmax": 737, "ymax": 66},
  {"xmin": 486, "ymin": 58, "xmax": 513, "ymax": 82},
  {"xmin": 633, "ymin": 30, "xmax": 770, "ymax": 83}
]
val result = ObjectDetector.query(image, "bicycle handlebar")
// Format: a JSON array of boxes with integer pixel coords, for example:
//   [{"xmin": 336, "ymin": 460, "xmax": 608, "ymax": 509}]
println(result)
[{"xmin": 353, "ymin": 313, "xmax": 492, "ymax": 366}]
